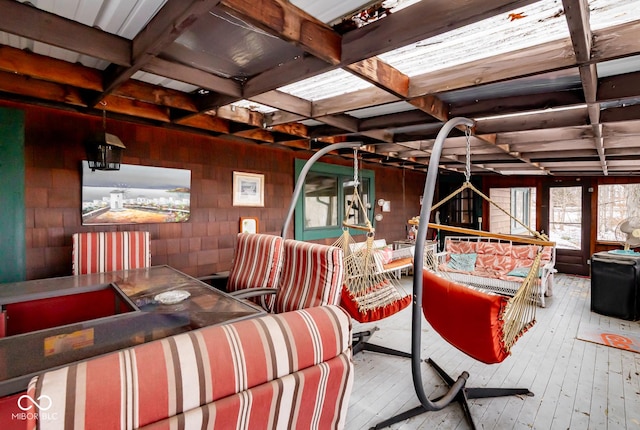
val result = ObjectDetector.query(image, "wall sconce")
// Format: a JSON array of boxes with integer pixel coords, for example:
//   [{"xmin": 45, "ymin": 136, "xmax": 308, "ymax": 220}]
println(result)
[
  {"xmin": 85, "ymin": 103, "xmax": 125, "ymax": 171},
  {"xmin": 378, "ymin": 198, "xmax": 391, "ymax": 212}
]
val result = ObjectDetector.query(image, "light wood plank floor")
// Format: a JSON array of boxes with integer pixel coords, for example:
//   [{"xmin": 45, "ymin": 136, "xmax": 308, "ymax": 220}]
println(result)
[{"xmin": 347, "ymin": 274, "xmax": 640, "ymax": 429}]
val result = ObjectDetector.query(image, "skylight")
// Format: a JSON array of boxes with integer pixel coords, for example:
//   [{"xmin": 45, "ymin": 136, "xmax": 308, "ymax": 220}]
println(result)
[
  {"xmin": 589, "ymin": 0, "xmax": 640, "ymax": 30},
  {"xmin": 278, "ymin": 69, "xmax": 373, "ymax": 101},
  {"xmin": 378, "ymin": 0, "xmax": 571, "ymax": 77},
  {"xmin": 230, "ymin": 100, "xmax": 278, "ymax": 114}
]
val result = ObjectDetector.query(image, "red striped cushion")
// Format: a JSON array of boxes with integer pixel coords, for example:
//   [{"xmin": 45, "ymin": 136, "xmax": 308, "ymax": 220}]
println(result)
[
  {"xmin": 28, "ymin": 305, "xmax": 353, "ymax": 429},
  {"xmin": 72, "ymin": 231, "xmax": 150, "ymax": 275},
  {"xmin": 227, "ymin": 233, "xmax": 284, "ymax": 309},
  {"xmin": 141, "ymin": 354, "xmax": 353, "ymax": 430},
  {"xmin": 274, "ymin": 240, "xmax": 344, "ymax": 313}
]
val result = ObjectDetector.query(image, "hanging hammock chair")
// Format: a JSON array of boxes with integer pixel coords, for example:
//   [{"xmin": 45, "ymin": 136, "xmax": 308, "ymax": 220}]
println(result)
[
  {"xmin": 331, "ymin": 151, "xmax": 411, "ymax": 323},
  {"xmin": 415, "ymin": 128, "xmax": 554, "ymax": 364},
  {"xmin": 373, "ymin": 117, "xmax": 554, "ymax": 430}
]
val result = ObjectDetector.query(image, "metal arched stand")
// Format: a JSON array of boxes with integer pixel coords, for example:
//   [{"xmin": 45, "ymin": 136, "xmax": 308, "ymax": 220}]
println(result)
[{"xmin": 372, "ymin": 117, "xmax": 533, "ymax": 430}]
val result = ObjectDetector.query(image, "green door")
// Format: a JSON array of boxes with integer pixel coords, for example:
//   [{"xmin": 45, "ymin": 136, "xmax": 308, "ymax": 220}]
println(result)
[{"xmin": 0, "ymin": 107, "xmax": 25, "ymax": 282}]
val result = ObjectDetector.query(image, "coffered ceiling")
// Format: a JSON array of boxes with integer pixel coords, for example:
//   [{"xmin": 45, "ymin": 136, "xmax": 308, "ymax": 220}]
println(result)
[{"xmin": 1, "ymin": 0, "xmax": 640, "ymax": 176}]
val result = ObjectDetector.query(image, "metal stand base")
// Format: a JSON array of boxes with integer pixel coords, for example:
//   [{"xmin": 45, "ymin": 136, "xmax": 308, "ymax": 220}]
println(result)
[
  {"xmin": 371, "ymin": 358, "xmax": 533, "ymax": 429},
  {"xmin": 352, "ymin": 328, "xmax": 411, "ymax": 358}
]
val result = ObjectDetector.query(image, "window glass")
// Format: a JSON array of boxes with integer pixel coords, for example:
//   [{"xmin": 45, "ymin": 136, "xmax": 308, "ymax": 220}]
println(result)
[
  {"xmin": 549, "ymin": 186, "xmax": 582, "ymax": 250},
  {"xmin": 489, "ymin": 187, "xmax": 536, "ymax": 235},
  {"xmin": 304, "ymin": 173, "xmax": 338, "ymax": 228},
  {"xmin": 597, "ymin": 183, "xmax": 640, "ymax": 241},
  {"xmin": 294, "ymin": 160, "xmax": 374, "ymax": 241}
]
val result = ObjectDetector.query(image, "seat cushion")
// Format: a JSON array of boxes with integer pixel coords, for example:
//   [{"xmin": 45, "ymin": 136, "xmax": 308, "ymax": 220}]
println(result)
[
  {"xmin": 274, "ymin": 240, "xmax": 344, "ymax": 313},
  {"xmin": 227, "ymin": 233, "xmax": 284, "ymax": 309}
]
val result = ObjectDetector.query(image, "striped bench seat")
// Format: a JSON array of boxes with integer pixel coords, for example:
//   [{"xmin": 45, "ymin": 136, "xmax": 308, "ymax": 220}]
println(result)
[{"xmin": 27, "ymin": 305, "xmax": 354, "ymax": 429}]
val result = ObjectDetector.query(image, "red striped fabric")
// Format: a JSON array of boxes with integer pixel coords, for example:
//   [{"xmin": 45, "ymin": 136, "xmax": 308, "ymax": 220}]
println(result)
[
  {"xmin": 227, "ymin": 233, "xmax": 284, "ymax": 309},
  {"xmin": 29, "ymin": 305, "xmax": 353, "ymax": 430},
  {"xmin": 72, "ymin": 231, "xmax": 151, "ymax": 275},
  {"xmin": 274, "ymin": 240, "xmax": 344, "ymax": 313},
  {"xmin": 143, "ymin": 354, "xmax": 353, "ymax": 430}
]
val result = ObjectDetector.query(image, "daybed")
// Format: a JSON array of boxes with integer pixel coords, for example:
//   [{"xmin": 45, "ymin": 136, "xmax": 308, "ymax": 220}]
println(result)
[
  {"xmin": 437, "ymin": 236, "xmax": 556, "ymax": 307},
  {"xmin": 26, "ymin": 305, "xmax": 353, "ymax": 429}
]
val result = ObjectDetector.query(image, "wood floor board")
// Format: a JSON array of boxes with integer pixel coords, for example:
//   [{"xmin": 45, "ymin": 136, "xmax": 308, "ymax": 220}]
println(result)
[{"xmin": 346, "ymin": 273, "xmax": 640, "ymax": 429}]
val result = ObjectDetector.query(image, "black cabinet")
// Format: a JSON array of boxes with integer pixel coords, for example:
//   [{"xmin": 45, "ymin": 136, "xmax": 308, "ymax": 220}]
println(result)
[{"xmin": 591, "ymin": 252, "xmax": 640, "ymax": 321}]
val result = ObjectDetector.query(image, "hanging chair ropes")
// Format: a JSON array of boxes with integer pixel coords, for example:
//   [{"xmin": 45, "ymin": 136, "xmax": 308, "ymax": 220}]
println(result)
[
  {"xmin": 332, "ymin": 149, "xmax": 411, "ymax": 323},
  {"xmin": 374, "ymin": 117, "xmax": 540, "ymax": 430},
  {"xmin": 411, "ymin": 126, "xmax": 554, "ymax": 362}
]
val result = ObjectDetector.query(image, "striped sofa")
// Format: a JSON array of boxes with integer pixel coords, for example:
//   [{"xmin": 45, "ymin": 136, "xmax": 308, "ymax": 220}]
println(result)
[
  {"xmin": 72, "ymin": 231, "xmax": 151, "ymax": 275},
  {"xmin": 27, "ymin": 305, "xmax": 353, "ymax": 429}
]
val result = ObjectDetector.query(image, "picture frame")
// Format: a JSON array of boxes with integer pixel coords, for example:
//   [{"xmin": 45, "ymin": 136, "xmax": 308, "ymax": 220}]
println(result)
[
  {"xmin": 240, "ymin": 216, "xmax": 259, "ymax": 234},
  {"xmin": 233, "ymin": 172, "xmax": 264, "ymax": 207}
]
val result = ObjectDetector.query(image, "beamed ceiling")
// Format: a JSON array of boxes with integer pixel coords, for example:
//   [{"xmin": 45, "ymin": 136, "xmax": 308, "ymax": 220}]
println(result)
[{"xmin": 1, "ymin": 0, "xmax": 640, "ymax": 176}]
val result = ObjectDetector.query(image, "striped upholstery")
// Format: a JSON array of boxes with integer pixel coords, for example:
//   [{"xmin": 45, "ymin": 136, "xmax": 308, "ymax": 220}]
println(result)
[
  {"xmin": 274, "ymin": 240, "xmax": 344, "ymax": 313},
  {"xmin": 227, "ymin": 233, "xmax": 284, "ymax": 309},
  {"xmin": 27, "ymin": 305, "xmax": 353, "ymax": 430},
  {"xmin": 72, "ymin": 231, "xmax": 151, "ymax": 275}
]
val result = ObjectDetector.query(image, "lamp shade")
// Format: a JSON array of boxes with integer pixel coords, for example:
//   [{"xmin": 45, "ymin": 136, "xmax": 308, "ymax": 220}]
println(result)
[{"xmin": 85, "ymin": 132, "xmax": 125, "ymax": 171}]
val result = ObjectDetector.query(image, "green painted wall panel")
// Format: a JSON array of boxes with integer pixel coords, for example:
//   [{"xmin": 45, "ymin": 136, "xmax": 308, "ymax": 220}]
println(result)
[{"xmin": 0, "ymin": 108, "xmax": 25, "ymax": 282}]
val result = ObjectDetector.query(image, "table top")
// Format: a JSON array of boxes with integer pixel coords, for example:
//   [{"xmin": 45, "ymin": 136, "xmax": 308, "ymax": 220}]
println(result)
[{"xmin": 0, "ymin": 266, "xmax": 263, "ymax": 396}]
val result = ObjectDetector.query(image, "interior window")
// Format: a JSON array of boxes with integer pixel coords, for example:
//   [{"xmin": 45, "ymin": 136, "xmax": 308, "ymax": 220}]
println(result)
[
  {"xmin": 489, "ymin": 187, "xmax": 536, "ymax": 235},
  {"xmin": 597, "ymin": 183, "xmax": 640, "ymax": 241}
]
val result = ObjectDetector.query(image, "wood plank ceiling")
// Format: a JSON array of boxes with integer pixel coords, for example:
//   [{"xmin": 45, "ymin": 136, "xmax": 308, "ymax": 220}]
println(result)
[{"xmin": 1, "ymin": 0, "xmax": 640, "ymax": 176}]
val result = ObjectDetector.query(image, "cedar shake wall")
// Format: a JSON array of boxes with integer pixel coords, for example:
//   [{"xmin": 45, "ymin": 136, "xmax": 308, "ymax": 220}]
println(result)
[{"xmin": 4, "ymin": 101, "xmax": 426, "ymax": 280}]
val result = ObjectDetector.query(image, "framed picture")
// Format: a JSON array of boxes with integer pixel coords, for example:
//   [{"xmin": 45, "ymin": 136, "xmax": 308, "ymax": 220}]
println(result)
[
  {"xmin": 233, "ymin": 172, "xmax": 264, "ymax": 207},
  {"xmin": 240, "ymin": 217, "xmax": 259, "ymax": 234},
  {"xmin": 81, "ymin": 161, "xmax": 191, "ymax": 225}
]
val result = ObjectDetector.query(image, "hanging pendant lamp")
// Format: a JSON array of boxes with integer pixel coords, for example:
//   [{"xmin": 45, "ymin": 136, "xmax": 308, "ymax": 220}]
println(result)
[{"xmin": 85, "ymin": 102, "xmax": 125, "ymax": 171}]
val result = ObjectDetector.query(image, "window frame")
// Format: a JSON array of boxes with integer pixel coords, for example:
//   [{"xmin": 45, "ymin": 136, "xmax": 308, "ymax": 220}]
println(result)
[
  {"xmin": 294, "ymin": 159, "xmax": 375, "ymax": 241},
  {"xmin": 510, "ymin": 187, "xmax": 531, "ymax": 234}
]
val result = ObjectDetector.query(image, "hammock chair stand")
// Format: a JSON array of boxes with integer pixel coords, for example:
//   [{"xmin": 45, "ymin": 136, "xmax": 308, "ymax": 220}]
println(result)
[
  {"xmin": 281, "ymin": 143, "xmax": 411, "ymax": 359},
  {"xmin": 352, "ymin": 328, "xmax": 411, "ymax": 357},
  {"xmin": 372, "ymin": 118, "xmax": 535, "ymax": 430}
]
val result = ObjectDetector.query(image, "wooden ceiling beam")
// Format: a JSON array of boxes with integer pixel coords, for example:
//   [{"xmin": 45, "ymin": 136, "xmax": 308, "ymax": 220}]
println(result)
[
  {"xmin": 450, "ymin": 89, "xmax": 585, "ymax": 118},
  {"xmin": 314, "ymin": 114, "xmax": 359, "ymax": 133},
  {"xmin": 215, "ymin": 105, "xmax": 264, "ymax": 127},
  {"xmin": 100, "ymin": 95, "xmax": 170, "ymax": 122},
  {"xmin": 232, "ymin": 128, "xmax": 274, "ymax": 143},
  {"xmin": 221, "ymin": 0, "xmax": 341, "ymax": 65},
  {"xmin": 476, "ymin": 106, "xmax": 589, "ymax": 134},
  {"xmin": 0, "ymin": 45, "xmax": 102, "ymax": 91},
  {"xmin": 345, "ymin": 57, "xmax": 409, "ymax": 99},
  {"xmin": 0, "ymin": 70, "xmax": 85, "ymax": 106},
  {"xmin": 598, "ymin": 71, "xmax": 640, "ymax": 102},
  {"xmin": 144, "ymin": 57, "xmax": 241, "ymax": 98},
  {"xmin": 112, "ymin": 80, "xmax": 198, "ymax": 112},
  {"xmin": 562, "ymin": 0, "xmax": 592, "ymax": 63},
  {"xmin": 312, "ymin": 86, "xmax": 398, "ymax": 117},
  {"xmin": 249, "ymin": 90, "xmax": 312, "ymax": 117},
  {"xmin": 0, "ymin": 0, "xmax": 130, "ymax": 66},
  {"xmin": 174, "ymin": 114, "xmax": 230, "ymax": 133}
]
